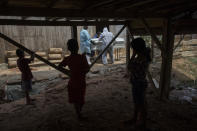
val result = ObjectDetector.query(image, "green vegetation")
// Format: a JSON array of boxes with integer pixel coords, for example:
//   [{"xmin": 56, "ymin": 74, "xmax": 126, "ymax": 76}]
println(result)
[
  {"xmin": 177, "ymin": 57, "xmax": 197, "ymax": 80},
  {"xmin": 187, "ymin": 57, "xmax": 197, "ymax": 65}
]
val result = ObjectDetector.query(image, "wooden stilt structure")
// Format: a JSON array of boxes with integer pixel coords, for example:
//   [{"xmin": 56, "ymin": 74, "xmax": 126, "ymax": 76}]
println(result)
[
  {"xmin": 0, "ymin": 0, "xmax": 194, "ymax": 101},
  {"xmin": 0, "ymin": 0, "xmax": 195, "ymax": 101},
  {"xmin": 71, "ymin": 26, "xmax": 78, "ymax": 39},
  {"xmin": 173, "ymin": 35, "xmax": 184, "ymax": 51},
  {"xmin": 126, "ymin": 28, "xmax": 131, "ymax": 68},
  {"xmin": 159, "ymin": 19, "xmax": 175, "ymax": 100},
  {"xmin": 141, "ymin": 18, "xmax": 163, "ymax": 51},
  {"xmin": 126, "ymin": 23, "xmax": 134, "ymax": 39},
  {"xmin": 151, "ymin": 38, "xmax": 154, "ymax": 60}
]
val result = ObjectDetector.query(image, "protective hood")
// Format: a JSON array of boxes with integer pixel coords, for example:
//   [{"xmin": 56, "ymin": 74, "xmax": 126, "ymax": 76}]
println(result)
[
  {"xmin": 103, "ymin": 27, "xmax": 109, "ymax": 33},
  {"xmin": 100, "ymin": 27, "xmax": 113, "ymax": 45}
]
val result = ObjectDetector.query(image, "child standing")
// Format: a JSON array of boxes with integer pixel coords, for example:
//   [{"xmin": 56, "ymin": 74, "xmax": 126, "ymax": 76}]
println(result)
[
  {"xmin": 16, "ymin": 49, "xmax": 35, "ymax": 105},
  {"xmin": 59, "ymin": 39, "xmax": 89, "ymax": 119},
  {"xmin": 127, "ymin": 38, "xmax": 151, "ymax": 130}
]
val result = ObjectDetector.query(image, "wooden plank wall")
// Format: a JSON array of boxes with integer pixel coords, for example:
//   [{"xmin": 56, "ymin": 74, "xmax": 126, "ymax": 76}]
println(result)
[
  {"xmin": 0, "ymin": 25, "xmax": 125, "ymax": 63},
  {"xmin": 0, "ymin": 26, "xmax": 72, "ymax": 63},
  {"xmin": 174, "ymin": 34, "xmax": 197, "ymax": 58}
]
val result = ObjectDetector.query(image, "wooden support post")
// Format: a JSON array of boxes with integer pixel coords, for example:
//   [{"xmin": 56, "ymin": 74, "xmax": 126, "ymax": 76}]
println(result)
[
  {"xmin": 71, "ymin": 26, "xmax": 77, "ymax": 39},
  {"xmin": 118, "ymin": 49, "xmax": 120, "ymax": 59},
  {"xmin": 126, "ymin": 28, "xmax": 131, "ymax": 68},
  {"xmin": 90, "ymin": 25, "xmax": 126, "ymax": 69},
  {"xmin": 0, "ymin": 32, "xmax": 70, "ymax": 76},
  {"xmin": 173, "ymin": 35, "xmax": 184, "ymax": 51},
  {"xmin": 147, "ymin": 72, "xmax": 159, "ymax": 95},
  {"xmin": 151, "ymin": 38, "xmax": 154, "ymax": 61},
  {"xmin": 159, "ymin": 19, "xmax": 175, "ymax": 100},
  {"xmin": 96, "ymin": 19, "xmax": 109, "ymax": 33},
  {"xmin": 127, "ymin": 23, "xmax": 135, "ymax": 39},
  {"xmin": 141, "ymin": 18, "xmax": 163, "ymax": 51}
]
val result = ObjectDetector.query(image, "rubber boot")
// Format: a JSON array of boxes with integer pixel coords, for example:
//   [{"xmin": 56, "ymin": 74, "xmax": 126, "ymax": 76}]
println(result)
[{"xmin": 86, "ymin": 55, "xmax": 91, "ymax": 65}]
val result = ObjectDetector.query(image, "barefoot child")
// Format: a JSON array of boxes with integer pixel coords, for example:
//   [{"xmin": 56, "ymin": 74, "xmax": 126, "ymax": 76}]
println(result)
[
  {"xmin": 127, "ymin": 38, "xmax": 151, "ymax": 130},
  {"xmin": 16, "ymin": 49, "xmax": 35, "ymax": 105},
  {"xmin": 59, "ymin": 39, "xmax": 89, "ymax": 119}
]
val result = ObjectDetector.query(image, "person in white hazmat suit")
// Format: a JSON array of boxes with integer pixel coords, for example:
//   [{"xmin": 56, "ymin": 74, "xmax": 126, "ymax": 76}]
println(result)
[
  {"xmin": 99, "ymin": 27, "xmax": 114, "ymax": 65},
  {"xmin": 80, "ymin": 26, "xmax": 92, "ymax": 65}
]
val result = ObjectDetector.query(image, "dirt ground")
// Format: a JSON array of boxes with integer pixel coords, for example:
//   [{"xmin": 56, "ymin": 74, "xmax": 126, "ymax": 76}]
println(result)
[
  {"xmin": 0, "ymin": 64, "xmax": 197, "ymax": 131},
  {"xmin": 173, "ymin": 57, "xmax": 197, "ymax": 81}
]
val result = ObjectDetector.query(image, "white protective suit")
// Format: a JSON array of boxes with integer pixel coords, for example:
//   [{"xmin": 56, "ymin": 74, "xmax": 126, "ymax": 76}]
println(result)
[{"xmin": 99, "ymin": 27, "xmax": 114, "ymax": 65}]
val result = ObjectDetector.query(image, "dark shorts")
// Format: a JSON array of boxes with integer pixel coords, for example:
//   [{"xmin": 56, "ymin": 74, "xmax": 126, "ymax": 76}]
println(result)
[
  {"xmin": 21, "ymin": 80, "xmax": 32, "ymax": 92},
  {"xmin": 131, "ymin": 80, "xmax": 147, "ymax": 105}
]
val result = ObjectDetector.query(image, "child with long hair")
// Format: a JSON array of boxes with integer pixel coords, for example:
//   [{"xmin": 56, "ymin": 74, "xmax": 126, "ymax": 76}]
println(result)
[
  {"xmin": 59, "ymin": 39, "xmax": 89, "ymax": 120},
  {"xmin": 127, "ymin": 38, "xmax": 151, "ymax": 130}
]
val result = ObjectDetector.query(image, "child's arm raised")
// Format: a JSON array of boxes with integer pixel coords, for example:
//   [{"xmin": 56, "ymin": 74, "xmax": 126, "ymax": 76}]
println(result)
[
  {"xmin": 30, "ymin": 53, "xmax": 35, "ymax": 62},
  {"xmin": 58, "ymin": 57, "xmax": 68, "ymax": 68},
  {"xmin": 25, "ymin": 53, "xmax": 35, "ymax": 64}
]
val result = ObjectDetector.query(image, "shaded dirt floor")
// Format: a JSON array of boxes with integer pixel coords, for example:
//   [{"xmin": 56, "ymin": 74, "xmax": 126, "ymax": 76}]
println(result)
[{"xmin": 0, "ymin": 64, "xmax": 197, "ymax": 131}]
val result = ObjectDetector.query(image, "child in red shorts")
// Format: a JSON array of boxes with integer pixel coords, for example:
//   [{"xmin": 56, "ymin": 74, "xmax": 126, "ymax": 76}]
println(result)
[
  {"xmin": 59, "ymin": 39, "xmax": 89, "ymax": 119},
  {"xmin": 16, "ymin": 49, "xmax": 34, "ymax": 105}
]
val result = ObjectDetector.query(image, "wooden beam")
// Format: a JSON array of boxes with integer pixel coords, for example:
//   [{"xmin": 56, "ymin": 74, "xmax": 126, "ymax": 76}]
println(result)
[
  {"xmin": 52, "ymin": 17, "xmax": 65, "ymax": 21},
  {"xmin": 150, "ymin": 0, "xmax": 192, "ymax": 11},
  {"xmin": 117, "ymin": 0, "xmax": 158, "ymax": 10},
  {"xmin": 21, "ymin": 16, "xmax": 29, "ymax": 20},
  {"xmin": 0, "ymin": 7, "xmax": 162, "ymax": 18},
  {"xmin": 151, "ymin": 38, "xmax": 154, "ymax": 60},
  {"xmin": 0, "ymin": 19, "xmax": 126, "ymax": 26},
  {"xmin": 174, "ymin": 19, "xmax": 197, "ymax": 26},
  {"xmin": 126, "ymin": 23, "xmax": 135, "ymax": 39},
  {"xmin": 0, "ymin": 32, "xmax": 70, "ymax": 76},
  {"xmin": 126, "ymin": 28, "xmax": 130, "ymax": 68},
  {"xmin": 47, "ymin": 0, "xmax": 59, "ymax": 8},
  {"xmin": 121, "ymin": 25, "xmax": 197, "ymax": 35},
  {"xmin": 125, "ymin": 25, "xmax": 133, "ymax": 77},
  {"xmin": 0, "ymin": 0, "xmax": 8, "ymax": 7},
  {"xmin": 126, "ymin": 22, "xmax": 135, "ymax": 67},
  {"xmin": 88, "ymin": 0, "xmax": 129, "ymax": 9},
  {"xmin": 86, "ymin": 0, "xmax": 114, "ymax": 9},
  {"xmin": 169, "ymin": 1, "xmax": 197, "ymax": 18},
  {"xmin": 96, "ymin": 19, "xmax": 110, "ymax": 32},
  {"xmin": 90, "ymin": 25, "xmax": 126, "ymax": 69},
  {"xmin": 173, "ymin": 35, "xmax": 184, "ymax": 51},
  {"xmin": 159, "ymin": 19, "xmax": 175, "ymax": 100},
  {"xmin": 141, "ymin": 18, "xmax": 163, "ymax": 51},
  {"xmin": 173, "ymin": 18, "xmax": 197, "ymax": 34},
  {"xmin": 71, "ymin": 26, "xmax": 77, "ymax": 39},
  {"xmin": 128, "ymin": 28, "xmax": 162, "ymax": 35},
  {"xmin": 45, "ymin": 17, "xmax": 59, "ymax": 21}
]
